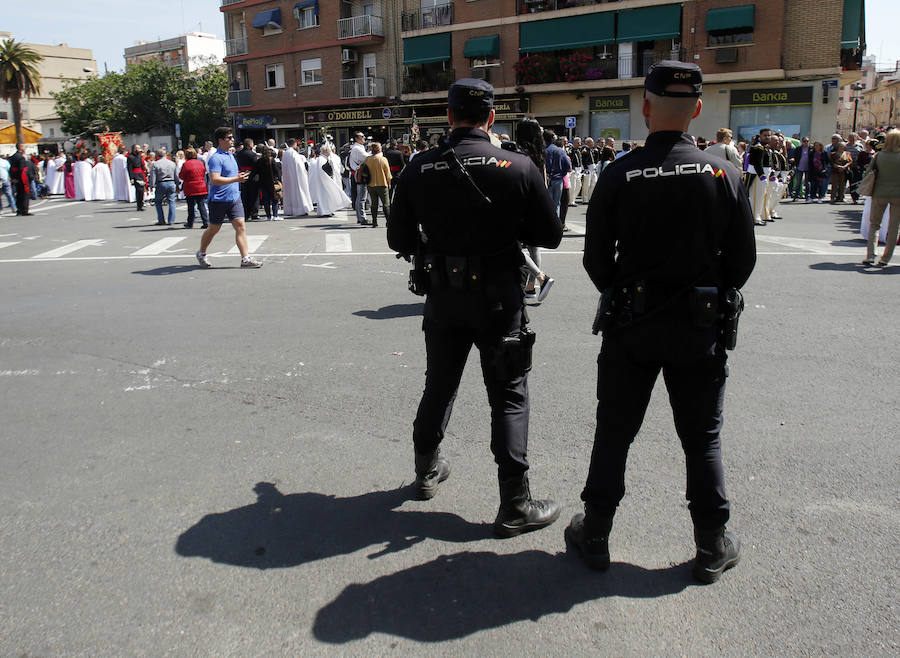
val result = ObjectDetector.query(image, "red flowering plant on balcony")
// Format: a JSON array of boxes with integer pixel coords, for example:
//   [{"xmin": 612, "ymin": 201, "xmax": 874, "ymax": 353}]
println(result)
[
  {"xmin": 558, "ymin": 52, "xmax": 594, "ymax": 82},
  {"xmin": 515, "ymin": 54, "xmax": 559, "ymax": 85}
]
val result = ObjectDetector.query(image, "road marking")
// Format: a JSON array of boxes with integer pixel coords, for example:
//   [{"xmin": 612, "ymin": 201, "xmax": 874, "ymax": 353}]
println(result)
[
  {"xmin": 75, "ymin": 214, "xmax": 92, "ymax": 218},
  {"xmin": 303, "ymin": 262, "xmax": 337, "ymax": 269},
  {"xmin": 38, "ymin": 200, "xmax": 86, "ymax": 211},
  {"xmin": 755, "ymin": 234, "xmax": 863, "ymax": 254},
  {"xmin": 32, "ymin": 239, "xmax": 105, "ymax": 259},
  {"xmin": 23, "ymin": 236, "xmax": 41, "ymax": 240},
  {"xmin": 565, "ymin": 222, "xmax": 586, "ymax": 234},
  {"xmin": 227, "ymin": 234, "xmax": 268, "ymax": 254},
  {"xmin": 325, "ymin": 232, "xmax": 352, "ymax": 252},
  {"xmin": 131, "ymin": 237, "xmax": 188, "ymax": 256},
  {"xmin": 0, "ymin": 233, "xmax": 17, "ymax": 237},
  {"xmin": 0, "ymin": 241, "xmax": 22, "ymax": 250}
]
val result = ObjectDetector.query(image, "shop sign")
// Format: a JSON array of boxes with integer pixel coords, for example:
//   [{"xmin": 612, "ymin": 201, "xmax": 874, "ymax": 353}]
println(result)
[
  {"xmin": 730, "ymin": 87, "xmax": 813, "ymax": 107},
  {"xmin": 305, "ymin": 106, "xmax": 411, "ymax": 124},
  {"xmin": 237, "ymin": 115, "xmax": 273, "ymax": 129},
  {"xmin": 590, "ymin": 96, "xmax": 630, "ymax": 112}
]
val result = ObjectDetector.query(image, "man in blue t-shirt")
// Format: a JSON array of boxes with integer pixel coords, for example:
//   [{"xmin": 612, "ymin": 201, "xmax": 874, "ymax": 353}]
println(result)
[{"xmin": 196, "ymin": 126, "xmax": 262, "ymax": 268}]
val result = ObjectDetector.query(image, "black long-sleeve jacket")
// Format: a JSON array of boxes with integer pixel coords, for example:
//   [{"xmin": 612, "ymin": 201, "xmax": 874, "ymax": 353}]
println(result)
[
  {"xmin": 388, "ymin": 128, "xmax": 561, "ymax": 260},
  {"xmin": 584, "ymin": 131, "xmax": 756, "ymax": 296}
]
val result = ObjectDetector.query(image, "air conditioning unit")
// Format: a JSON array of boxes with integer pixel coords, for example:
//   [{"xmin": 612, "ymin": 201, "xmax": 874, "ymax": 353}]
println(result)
[
  {"xmin": 472, "ymin": 57, "xmax": 500, "ymax": 68},
  {"xmin": 715, "ymin": 48, "xmax": 738, "ymax": 64},
  {"xmin": 471, "ymin": 67, "xmax": 490, "ymax": 82},
  {"xmin": 341, "ymin": 48, "xmax": 358, "ymax": 63}
]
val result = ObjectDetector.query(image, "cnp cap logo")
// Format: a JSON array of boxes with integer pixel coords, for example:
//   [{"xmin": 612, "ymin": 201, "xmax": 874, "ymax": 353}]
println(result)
[{"xmin": 469, "ymin": 89, "xmax": 484, "ymax": 96}]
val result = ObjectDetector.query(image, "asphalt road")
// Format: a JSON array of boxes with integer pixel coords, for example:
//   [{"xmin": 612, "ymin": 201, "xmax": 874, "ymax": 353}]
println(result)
[{"xmin": 1, "ymin": 195, "xmax": 897, "ymax": 656}]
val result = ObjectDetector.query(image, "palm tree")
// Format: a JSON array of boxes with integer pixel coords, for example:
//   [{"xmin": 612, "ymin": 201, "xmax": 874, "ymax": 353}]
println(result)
[{"xmin": 0, "ymin": 39, "xmax": 43, "ymax": 145}]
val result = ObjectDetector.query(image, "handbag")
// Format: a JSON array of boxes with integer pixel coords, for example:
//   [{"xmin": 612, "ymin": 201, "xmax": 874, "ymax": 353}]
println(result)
[
  {"xmin": 358, "ymin": 163, "xmax": 371, "ymax": 185},
  {"xmin": 857, "ymin": 154, "xmax": 877, "ymax": 197}
]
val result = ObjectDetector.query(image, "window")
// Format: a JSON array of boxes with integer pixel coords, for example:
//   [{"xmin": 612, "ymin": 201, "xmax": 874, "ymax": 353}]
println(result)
[
  {"xmin": 266, "ymin": 63, "xmax": 285, "ymax": 89},
  {"xmin": 301, "ymin": 58, "xmax": 322, "ymax": 85},
  {"xmin": 708, "ymin": 28, "xmax": 753, "ymax": 46},
  {"xmin": 295, "ymin": 5, "xmax": 318, "ymax": 29},
  {"xmin": 0, "ymin": 111, "xmax": 7, "ymax": 120}
]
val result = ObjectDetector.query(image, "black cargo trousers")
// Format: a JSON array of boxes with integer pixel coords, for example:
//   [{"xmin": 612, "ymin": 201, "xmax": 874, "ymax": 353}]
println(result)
[
  {"xmin": 581, "ymin": 317, "xmax": 731, "ymax": 530},
  {"xmin": 412, "ymin": 272, "xmax": 530, "ymax": 480}
]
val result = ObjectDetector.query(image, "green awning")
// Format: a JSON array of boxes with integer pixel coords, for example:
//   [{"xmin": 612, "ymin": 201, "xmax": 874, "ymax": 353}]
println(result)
[
  {"xmin": 464, "ymin": 35, "xmax": 500, "ymax": 59},
  {"xmin": 403, "ymin": 33, "xmax": 451, "ymax": 65},
  {"xmin": 706, "ymin": 5, "xmax": 755, "ymax": 32},
  {"xmin": 519, "ymin": 13, "xmax": 615, "ymax": 53},
  {"xmin": 617, "ymin": 4, "xmax": 682, "ymax": 43},
  {"xmin": 841, "ymin": 0, "xmax": 865, "ymax": 49}
]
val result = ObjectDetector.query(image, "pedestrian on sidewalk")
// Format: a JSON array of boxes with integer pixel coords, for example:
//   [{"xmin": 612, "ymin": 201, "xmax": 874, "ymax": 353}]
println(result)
[
  {"xmin": 361, "ymin": 142, "xmax": 391, "ymax": 228},
  {"xmin": 863, "ymin": 129, "xmax": 900, "ymax": 267},
  {"xmin": 195, "ymin": 127, "xmax": 262, "ymax": 269}
]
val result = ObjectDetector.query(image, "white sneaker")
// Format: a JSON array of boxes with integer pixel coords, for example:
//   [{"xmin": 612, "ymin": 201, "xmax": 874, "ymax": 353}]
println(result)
[
  {"xmin": 240, "ymin": 257, "xmax": 263, "ymax": 268},
  {"xmin": 195, "ymin": 250, "xmax": 211, "ymax": 268}
]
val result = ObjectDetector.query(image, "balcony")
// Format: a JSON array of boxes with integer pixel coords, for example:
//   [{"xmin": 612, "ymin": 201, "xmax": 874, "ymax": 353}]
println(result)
[
  {"xmin": 402, "ymin": 68, "xmax": 456, "ymax": 94},
  {"xmin": 340, "ymin": 77, "xmax": 386, "ymax": 99},
  {"xmin": 221, "ymin": 0, "xmax": 243, "ymax": 5},
  {"xmin": 516, "ymin": 48, "xmax": 685, "ymax": 85},
  {"xmin": 401, "ymin": 2, "xmax": 454, "ymax": 32},
  {"xmin": 225, "ymin": 36, "xmax": 248, "ymax": 57},
  {"xmin": 338, "ymin": 15, "xmax": 384, "ymax": 40},
  {"xmin": 518, "ymin": 0, "xmax": 617, "ymax": 14},
  {"xmin": 227, "ymin": 89, "xmax": 252, "ymax": 107}
]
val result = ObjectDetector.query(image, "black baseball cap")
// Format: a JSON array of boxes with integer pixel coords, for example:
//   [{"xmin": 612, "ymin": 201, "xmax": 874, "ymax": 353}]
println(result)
[
  {"xmin": 645, "ymin": 61, "xmax": 703, "ymax": 97},
  {"xmin": 448, "ymin": 78, "xmax": 495, "ymax": 112}
]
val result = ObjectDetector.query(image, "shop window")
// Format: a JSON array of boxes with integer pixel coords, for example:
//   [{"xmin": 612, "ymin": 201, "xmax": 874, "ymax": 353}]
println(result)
[
  {"xmin": 708, "ymin": 28, "xmax": 753, "ymax": 47},
  {"xmin": 266, "ymin": 63, "xmax": 285, "ymax": 89},
  {"xmin": 301, "ymin": 58, "xmax": 322, "ymax": 85}
]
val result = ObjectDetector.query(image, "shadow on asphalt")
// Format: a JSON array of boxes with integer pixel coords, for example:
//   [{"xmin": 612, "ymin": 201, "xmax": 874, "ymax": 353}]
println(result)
[
  {"xmin": 809, "ymin": 261, "xmax": 900, "ymax": 274},
  {"xmin": 132, "ymin": 264, "xmax": 207, "ymax": 275},
  {"xmin": 175, "ymin": 483, "xmax": 491, "ymax": 569},
  {"xmin": 353, "ymin": 303, "xmax": 424, "ymax": 319},
  {"xmin": 313, "ymin": 550, "xmax": 694, "ymax": 643},
  {"xmin": 834, "ymin": 208, "xmax": 862, "ymax": 235}
]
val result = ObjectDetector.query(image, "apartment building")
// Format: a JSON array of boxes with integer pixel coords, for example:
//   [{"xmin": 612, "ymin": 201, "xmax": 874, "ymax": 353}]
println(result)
[
  {"xmin": 124, "ymin": 32, "xmax": 226, "ymax": 72},
  {"xmin": 0, "ymin": 32, "xmax": 98, "ymax": 144},
  {"xmin": 222, "ymin": 0, "xmax": 866, "ymax": 145}
]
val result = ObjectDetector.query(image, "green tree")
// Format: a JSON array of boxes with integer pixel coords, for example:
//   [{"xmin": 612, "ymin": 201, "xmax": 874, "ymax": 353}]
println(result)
[
  {"xmin": 53, "ymin": 59, "xmax": 228, "ymax": 145},
  {"xmin": 0, "ymin": 39, "xmax": 43, "ymax": 145}
]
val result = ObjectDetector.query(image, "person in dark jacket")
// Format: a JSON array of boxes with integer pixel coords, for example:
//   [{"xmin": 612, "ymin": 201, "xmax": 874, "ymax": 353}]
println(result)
[
  {"xmin": 235, "ymin": 138, "xmax": 260, "ymax": 220},
  {"xmin": 383, "ymin": 138, "xmax": 405, "ymax": 198},
  {"xmin": 569, "ymin": 62, "xmax": 756, "ymax": 584},
  {"xmin": 387, "ymin": 79, "xmax": 563, "ymax": 538},
  {"xmin": 126, "ymin": 145, "xmax": 148, "ymax": 210},
  {"xmin": 179, "ymin": 148, "xmax": 210, "ymax": 228},
  {"xmin": 8, "ymin": 144, "xmax": 35, "ymax": 215},
  {"xmin": 251, "ymin": 145, "xmax": 282, "ymax": 220}
]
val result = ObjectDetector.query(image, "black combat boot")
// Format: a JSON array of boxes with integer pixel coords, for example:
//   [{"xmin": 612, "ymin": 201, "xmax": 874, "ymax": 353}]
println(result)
[
  {"xmin": 414, "ymin": 449, "xmax": 450, "ymax": 500},
  {"xmin": 565, "ymin": 506, "xmax": 613, "ymax": 571},
  {"xmin": 693, "ymin": 526, "xmax": 741, "ymax": 584},
  {"xmin": 493, "ymin": 473, "xmax": 560, "ymax": 538}
]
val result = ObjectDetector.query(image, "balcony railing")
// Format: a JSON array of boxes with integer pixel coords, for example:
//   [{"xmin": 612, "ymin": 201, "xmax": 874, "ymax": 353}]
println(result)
[
  {"xmin": 338, "ymin": 15, "xmax": 384, "ymax": 40},
  {"xmin": 225, "ymin": 36, "xmax": 248, "ymax": 57},
  {"xmin": 227, "ymin": 89, "xmax": 252, "ymax": 107},
  {"xmin": 221, "ymin": 0, "xmax": 244, "ymax": 5},
  {"xmin": 516, "ymin": 49, "xmax": 685, "ymax": 85},
  {"xmin": 401, "ymin": 2, "xmax": 454, "ymax": 31},
  {"xmin": 402, "ymin": 68, "xmax": 456, "ymax": 94},
  {"xmin": 519, "ymin": 0, "xmax": 617, "ymax": 14},
  {"xmin": 340, "ymin": 77, "xmax": 386, "ymax": 99}
]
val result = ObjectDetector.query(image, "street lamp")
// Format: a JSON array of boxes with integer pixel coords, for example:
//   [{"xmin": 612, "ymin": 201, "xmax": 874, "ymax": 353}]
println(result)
[{"xmin": 851, "ymin": 82, "xmax": 865, "ymax": 132}]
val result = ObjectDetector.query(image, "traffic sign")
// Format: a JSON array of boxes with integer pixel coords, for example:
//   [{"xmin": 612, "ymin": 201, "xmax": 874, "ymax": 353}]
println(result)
[{"xmin": 565, "ymin": 116, "xmax": 576, "ymax": 129}]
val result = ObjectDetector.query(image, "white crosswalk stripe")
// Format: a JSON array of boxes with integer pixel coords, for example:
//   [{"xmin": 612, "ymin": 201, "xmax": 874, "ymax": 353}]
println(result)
[
  {"xmin": 131, "ymin": 237, "xmax": 188, "ymax": 256},
  {"xmin": 325, "ymin": 232, "xmax": 352, "ymax": 252},
  {"xmin": 0, "ymin": 241, "xmax": 22, "ymax": 250},
  {"xmin": 227, "ymin": 234, "xmax": 268, "ymax": 255},
  {"xmin": 32, "ymin": 239, "xmax": 105, "ymax": 259}
]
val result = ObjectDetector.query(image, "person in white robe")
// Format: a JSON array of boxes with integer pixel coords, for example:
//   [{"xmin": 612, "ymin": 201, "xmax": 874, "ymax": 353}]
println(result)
[
  {"xmin": 43, "ymin": 155, "xmax": 58, "ymax": 195},
  {"xmin": 91, "ymin": 160, "xmax": 115, "ymax": 200},
  {"xmin": 281, "ymin": 140, "xmax": 313, "ymax": 217},
  {"xmin": 111, "ymin": 149, "xmax": 134, "ymax": 202},
  {"xmin": 174, "ymin": 151, "xmax": 186, "ymax": 200},
  {"xmin": 51, "ymin": 155, "xmax": 67, "ymax": 195},
  {"xmin": 73, "ymin": 157, "xmax": 94, "ymax": 201},
  {"xmin": 308, "ymin": 144, "xmax": 351, "ymax": 216},
  {"xmin": 307, "ymin": 152, "xmax": 320, "ymax": 207}
]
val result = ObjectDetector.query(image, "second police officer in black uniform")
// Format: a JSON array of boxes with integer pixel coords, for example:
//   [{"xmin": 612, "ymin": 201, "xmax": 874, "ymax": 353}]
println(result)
[
  {"xmin": 568, "ymin": 62, "xmax": 757, "ymax": 583},
  {"xmin": 387, "ymin": 79, "xmax": 563, "ymax": 538}
]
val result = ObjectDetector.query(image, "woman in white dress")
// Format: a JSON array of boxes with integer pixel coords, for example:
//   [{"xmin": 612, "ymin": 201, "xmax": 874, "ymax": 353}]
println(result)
[
  {"xmin": 72, "ymin": 154, "xmax": 94, "ymax": 201},
  {"xmin": 308, "ymin": 143, "xmax": 351, "ymax": 217},
  {"xmin": 174, "ymin": 150, "xmax": 186, "ymax": 200},
  {"xmin": 91, "ymin": 156, "xmax": 115, "ymax": 200},
  {"xmin": 51, "ymin": 154, "xmax": 67, "ymax": 195}
]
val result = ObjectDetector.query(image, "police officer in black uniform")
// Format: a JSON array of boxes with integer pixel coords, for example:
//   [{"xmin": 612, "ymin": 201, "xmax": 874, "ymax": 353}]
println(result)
[
  {"xmin": 567, "ymin": 62, "xmax": 756, "ymax": 583},
  {"xmin": 387, "ymin": 79, "xmax": 563, "ymax": 538}
]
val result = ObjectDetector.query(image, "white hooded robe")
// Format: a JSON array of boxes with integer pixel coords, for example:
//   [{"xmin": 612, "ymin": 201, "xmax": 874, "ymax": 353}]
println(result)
[{"xmin": 281, "ymin": 148, "xmax": 313, "ymax": 216}]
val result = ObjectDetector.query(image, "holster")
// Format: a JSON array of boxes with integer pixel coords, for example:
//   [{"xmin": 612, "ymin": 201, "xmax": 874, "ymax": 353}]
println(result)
[
  {"xmin": 490, "ymin": 328, "xmax": 536, "ymax": 381},
  {"xmin": 689, "ymin": 286, "xmax": 720, "ymax": 328}
]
